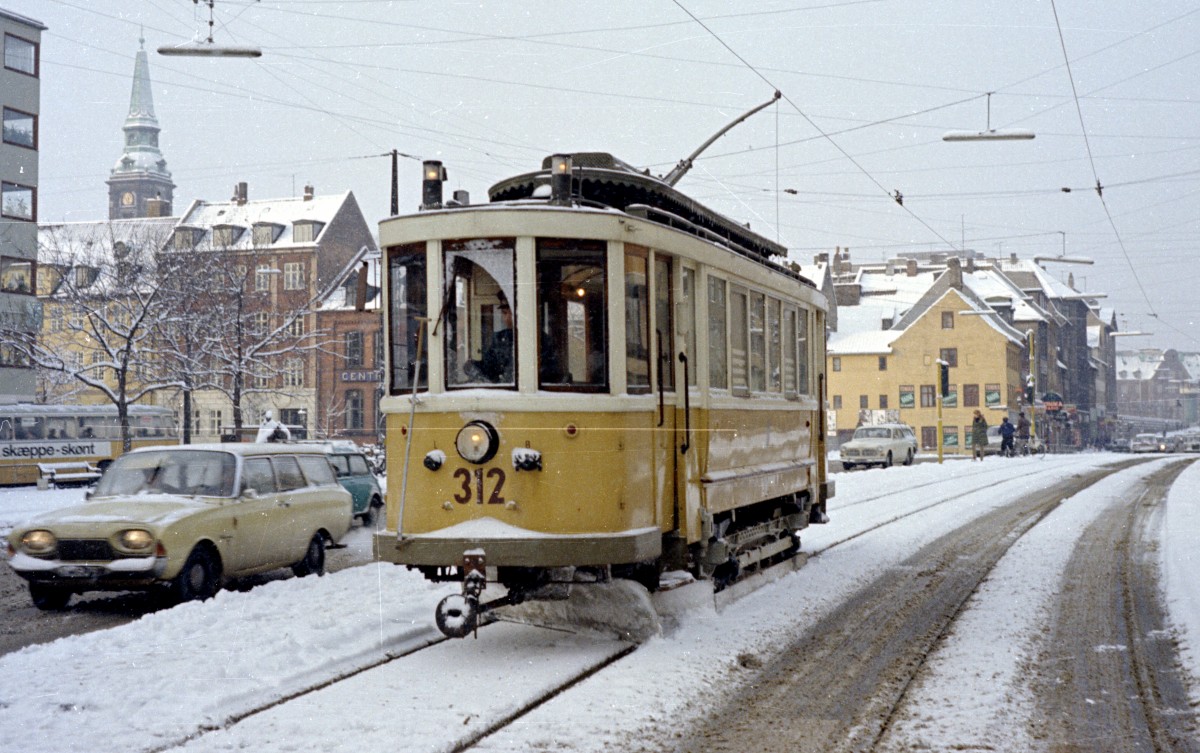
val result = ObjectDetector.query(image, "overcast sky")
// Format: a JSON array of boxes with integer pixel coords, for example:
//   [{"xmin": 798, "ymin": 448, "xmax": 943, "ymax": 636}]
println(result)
[{"xmin": 10, "ymin": 0, "xmax": 1200, "ymax": 351}]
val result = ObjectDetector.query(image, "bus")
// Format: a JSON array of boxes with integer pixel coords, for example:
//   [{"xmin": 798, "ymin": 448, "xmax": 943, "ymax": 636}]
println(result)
[{"xmin": 0, "ymin": 403, "xmax": 178, "ymax": 485}]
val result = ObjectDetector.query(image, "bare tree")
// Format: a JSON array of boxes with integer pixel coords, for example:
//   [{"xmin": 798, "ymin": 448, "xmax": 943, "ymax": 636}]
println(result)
[
  {"xmin": 188, "ymin": 244, "xmax": 333, "ymax": 438},
  {"xmin": 2, "ymin": 221, "xmax": 178, "ymax": 451}
]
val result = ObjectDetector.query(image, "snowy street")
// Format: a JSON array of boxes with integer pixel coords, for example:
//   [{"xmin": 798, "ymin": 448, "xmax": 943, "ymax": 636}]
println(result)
[{"xmin": 2, "ymin": 453, "xmax": 1199, "ymax": 752}]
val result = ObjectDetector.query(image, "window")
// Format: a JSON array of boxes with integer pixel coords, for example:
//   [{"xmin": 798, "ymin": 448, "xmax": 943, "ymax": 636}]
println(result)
[
  {"xmin": 174, "ymin": 228, "xmax": 199, "ymax": 250},
  {"xmin": 879, "ymin": 394, "xmax": 888, "ymax": 409},
  {"xmin": 767, "ymin": 298, "xmax": 781, "ymax": 392},
  {"xmin": 832, "ymin": 356, "xmax": 841, "ymax": 372},
  {"xmin": 2, "ymin": 107, "xmax": 35, "ymax": 148},
  {"xmin": 708, "ymin": 276, "xmax": 727, "ymax": 389},
  {"xmin": 797, "ymin": 309, "xmax": 810, "ymax": 394},
  {"xmin": 345, "ymin": 331, "xmax": 364, "ymax": 367},
  {"xmin": 920, "ymin": 384, "xmax": 936, "ymax": 407},
  {"xmin": 538, "ymin": 239, "xmax": 607, "ymax": 391},
  {"xmin": 625, "ymin": 247, "xmax": 650, "ymax": 393},
  {"xmin": 943, "ymin": 384, "xmax": 958, "ymax": 408},
  {"xmin": 256, "ymin": 264, "xmax": 274, "ymax": 291},
  {"xmin": 682, "ymin": 267, "xmax": 697, "ymax": 387},
  {"xmin": 280, "ymin": 408, "xmax": 306, "ymax": 432},
  {"xmin": 49, "ymin": 307, "xmax": 63, "ymax": 333},
  {"xmin": 284, "ymin": 262, "xmax": 304, "ymax": 290},
  {"xmin": 940, "ymin": 347, "xmax": 958, "ymax": 368},
  {"xmin": 373, "ymin": 332, "xmax": 384, "ymax": 367},
  {"xmin": 900, "ymin": 384, "xmax": 915, "ymax": 409},
  {"xmin": 859, "ymin": 395, "xmax": 869, "ymax": 409},
  {"xmin": 963, "ymin": 384, "xmax": 980, "ymax": 407},
  {"xmin": 943, "ymin": 426, "xmax": 959, "ymax": 448},
  {"xmin": 832, "ymin": 394, "xmax": 842, "ymax": 410},
  {"xmin": 284, "ymin": 358, "xmax": 304, "ymax": 387},
  {"xmin": 212, "ymin": 225, "xmax": 242, "ymax": 247},
  {"xmin": 293, "ymin": 222, "xmax": 322, "ymax": 243},
  {"xmin": 1, "ymin": 182, "xmax": 34, "ymax": 220},
  {"xmin": 254, "ymin": 312, "xmax": 271, "ymax": 334},
  {"xmin": 942, "ymin": 311, "xmax": 954, "ymax": 329},
  {"xmin": 207, "ymin": 410, "xmax": 223, "ymax": 436},
  {"xmin": 299, "ymin": 456, "xmax": 336, "ymax": 486},
  {"xmin": 445, "ymin": 238, "xmax": 517, "ymax": 389},
  {"xmin": 749, "ymin": 292, "xmax": 766, "ymax": 392},
  {"xmin": 878, "ymin": 356, "xmax": 887, "ymax": 371},
  {"xmin": 1, "ymin": 256, "xmax": 33, "ymax": 293},
  {"xmin": 242, "ymin": 458, "xmax": 276, "ymax": 494},
  {"xmin": 388, "ymin": 244, "xmax": 427, "ymax": 394},
  {"xmin": 272, "ymin": 456, "xmax": 306, "ymax": 491},
  {"xmin": 783, "ymin": 308, "xmax": 797, "ymax": 395},
  {"xmin": 286, "ymin": 316, "xmax": 305, "ymax": 337},
  {"xmin": 4, "ymin": 34, "xmax": 37, "ymax": 76},
  {"xmin": 345, "ymin": 389, "xmax": 364, "ymax": 430},
  {"xmin": 252, "ymin": 223, "xmax": 280, "ymax": 246},
  {"xmin": 654, "ymin": 255, "xmax": 675, "ymax": 390},
  {"xmin": 985, "ymin": 383, "xmax": 1002, "ymax": 407},
  {"xmin": 730, "ymin": 287, "xmax": 749, "ymax": 392},
  {"xmin": 921, "ymin": 426, "xmax": 937, "ymax": 449}
]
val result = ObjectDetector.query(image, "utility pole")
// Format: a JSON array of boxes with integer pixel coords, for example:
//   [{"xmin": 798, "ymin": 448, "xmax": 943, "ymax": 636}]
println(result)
[{"xmin": 391, "ymin": 149, "xmax": 399, "ymax": 216}]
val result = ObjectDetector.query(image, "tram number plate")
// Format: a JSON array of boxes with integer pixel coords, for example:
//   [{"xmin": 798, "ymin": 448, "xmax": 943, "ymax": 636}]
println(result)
[{"xmin": 452, "ymin": 467, "xmax": 506, "ymax": 505}]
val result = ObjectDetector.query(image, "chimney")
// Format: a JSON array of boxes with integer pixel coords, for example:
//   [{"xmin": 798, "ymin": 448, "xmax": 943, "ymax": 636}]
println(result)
[
  {"xmin": 815, "ymin": 252, "xmax": 829, "ymax": 265},
  {"xmin": 452, "ymin": 189, "xmax": 470, "ymax": 206},
  {"xmin": 1010, "ymin": 252, "xmax": 1018, "ymax": 264},
  {"xmin": 946, "ymin": 256, "xmax": 963, "ymax": 289},
  {"xmin": 303, "ymin": 184, "xmax": 314, "ymax": 201},
  {"xmin": 1068, "ymin": 272, "xmax": 1076, "ymax": 289},
  {"xmin": 906, "ymin": 259, "xmax": 918, "ymax": 277},
  {"xmin": 233, "ymin": 182, "xmax": 248, "ymax": 205},
  {"xmin": 965, "ymin": 256, "xmax": 975, "ymax": 273},
  {"xmin": 354, "ymin": 261, "xmax": 369, "ymax": 312},
  {"xmin": 145, "ymin": 197, "xmax": 166, "ymax": 217}
]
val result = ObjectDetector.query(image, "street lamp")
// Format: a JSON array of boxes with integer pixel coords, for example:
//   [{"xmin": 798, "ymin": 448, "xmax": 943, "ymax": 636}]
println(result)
[
  {"xmin": 943, "ymin": 93, "xmax": 1036, "ymax": 142},
  {"xmin": 158, "ymin": 1, "xmax": 262, "ymax": 58}
]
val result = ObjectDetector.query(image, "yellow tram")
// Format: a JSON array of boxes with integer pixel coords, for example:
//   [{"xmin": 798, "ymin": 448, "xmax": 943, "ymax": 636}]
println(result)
[{"xmin": 374, "ymin": 151, "xmax": 833, "ymax": 637}]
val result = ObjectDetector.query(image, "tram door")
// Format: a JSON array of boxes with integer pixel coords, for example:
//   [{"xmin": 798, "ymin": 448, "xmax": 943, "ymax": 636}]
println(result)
[{"xmin": 651, "ymin": 255, "xmax": 679, "ymax": 531}]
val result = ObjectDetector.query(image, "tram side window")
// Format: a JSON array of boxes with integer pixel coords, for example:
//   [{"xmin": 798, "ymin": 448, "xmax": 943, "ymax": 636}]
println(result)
[
  {"xmin": 387, "ymin": 244, "xmax": 427, "ymax": 395},
  {"xmin": 768, "ymin": 298, "xmax": 782, "ymax": 393},
  {"xmin": 681, "ymin": 268, "xmax": 697, "ymax": 387},
  {"xmin": 783, "ymin": 308, "xmax": 797, "ymax": 396},
  {"xmin": 708, "ymin": 277, "xmax": 727, "ymax": 389},
  {"xmin": 624, "ymin": 247, "xmax": 650, "ymax": 394},
  {"xmin": 46, "ymin": 417, "xmax": 74, "ymax": 440},
  {"xmin": 730, "ymin": 287, "xmax": 749, "ymax": 393},
  {"xmin": 537, "ymin": 239, "xmax": 607, "ymax": 392},
  {"xmin": 444, "ymin": 238, "xmax": 516, "ymax": 389},
  {"xmin": 654, "ymin": 256, "xmax": 674, "ymax": 391},
  {"xmin": 749, "ymin": 292, "xmax": 766, "ymax": 392},
  {"xmin": 0, "ymin": 416, "xmax": 11, "ymax": 440},
  {"xmin": 797, "ymin": 309, "xmax": 811, "ymax": 395}
]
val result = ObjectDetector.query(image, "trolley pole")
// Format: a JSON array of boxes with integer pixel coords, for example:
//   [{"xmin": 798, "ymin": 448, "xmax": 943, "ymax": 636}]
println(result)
[{"xmin": 1027, "ymin": 330, "xmax": 1037, "ymax": 445}]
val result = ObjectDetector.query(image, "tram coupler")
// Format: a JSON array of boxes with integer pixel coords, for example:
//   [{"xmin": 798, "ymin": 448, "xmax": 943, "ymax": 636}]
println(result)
[{"xmin": 435, "ymin": 550, "xmax": 488, "ymax": 639}]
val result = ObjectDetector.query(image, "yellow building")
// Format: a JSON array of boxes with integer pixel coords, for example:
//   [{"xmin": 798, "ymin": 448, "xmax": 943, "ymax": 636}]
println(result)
[{"xmin": 829, "ymin": 260, "xmax": 1025, "ymax": 456}]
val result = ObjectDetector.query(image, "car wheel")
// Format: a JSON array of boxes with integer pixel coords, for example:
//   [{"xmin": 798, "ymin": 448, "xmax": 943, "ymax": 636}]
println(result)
[
  {"xmin": 904, "ymin": 449, "xmax": 914, "ymax": 466},
  {"xmin": 842, "ymin": 462, "xmax": 855, "ymax": 471},
  {"xmin": 885, "ymin": 451, "xmax": 893, "ymax": 468},
  {"xmin": 362, "ymin": 497, "xmax": 382, "ymax": 528},
  {"xmin": 29, "ymin": 583, "xmax": 72, "ymax": 611},
  {"xmin": 292, "ymin": 534, "xmax": 326, "ymax": 577},
  {"xmin": 173, "ymin": 547, "xmax": 221, "ymax": 603}
]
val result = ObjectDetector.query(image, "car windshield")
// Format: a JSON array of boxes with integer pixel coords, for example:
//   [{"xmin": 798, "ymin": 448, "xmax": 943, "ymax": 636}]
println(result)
[
  {"xmin": 854, "ymin": 427, "xmax": 890, "ymax": 439},
  {"xmin": 94, "ymin": 450, "xmax": 237, "ymax": 498}
]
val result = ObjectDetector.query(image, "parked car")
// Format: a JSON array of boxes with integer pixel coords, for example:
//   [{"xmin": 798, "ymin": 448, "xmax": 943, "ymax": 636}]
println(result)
[
  {"xmin": 1130, "ymin": 433, "xmax": 1166, "ymax": 453},
  {"xmin": 305, "ymin": 441, "xmax": 384, "ymax": 526},
  {"xmin": 840, "ymin": 424, "xmax": 918, "ymax": 469},
  {"xmin": 4, "ymin": 444, "xmax": 352, "ymax": 610},
  {"xmin": 984, "ymin": 425, "xmax": 1045, "ymax": 456}
]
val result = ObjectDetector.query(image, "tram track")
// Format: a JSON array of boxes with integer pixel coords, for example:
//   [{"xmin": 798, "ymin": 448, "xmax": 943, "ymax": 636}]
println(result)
[{"xmin": 671, "ymin": 459, "xmax": 1163, "ymax": 753}]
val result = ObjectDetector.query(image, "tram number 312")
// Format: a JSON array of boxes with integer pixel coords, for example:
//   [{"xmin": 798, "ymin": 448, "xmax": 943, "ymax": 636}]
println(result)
[{"xmin": 452, "ymin": 467, "xmax": 507, "ymax": 505}]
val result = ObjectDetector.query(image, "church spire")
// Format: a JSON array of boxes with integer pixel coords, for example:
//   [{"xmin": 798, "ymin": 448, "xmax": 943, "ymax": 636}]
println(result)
[{"xmin": 107, "ymin": 35, "xmax": 175, "ymax": 219}]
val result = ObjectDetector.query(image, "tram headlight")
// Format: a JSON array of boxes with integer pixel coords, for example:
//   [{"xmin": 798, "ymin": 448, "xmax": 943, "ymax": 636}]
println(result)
[{"xmin": 455, "ymin": 421, "xmax": 499, "ymax": 464}]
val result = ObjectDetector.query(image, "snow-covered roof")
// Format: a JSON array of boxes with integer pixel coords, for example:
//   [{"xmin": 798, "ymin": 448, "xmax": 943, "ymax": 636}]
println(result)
[
  {"xmin": 318, "ymin": 248, "xmax": 382, "ymax": 312},
  {"xmin": 828, "ymin": 329, "xmax": 897, "ymax": 355},
  {"xmin": 176, "ymin": 192, "xmax": 350, "ymax": 250},
  {"xmin": 1115, "ymin": 350, "xmax": 1163, "ymax": 381}
]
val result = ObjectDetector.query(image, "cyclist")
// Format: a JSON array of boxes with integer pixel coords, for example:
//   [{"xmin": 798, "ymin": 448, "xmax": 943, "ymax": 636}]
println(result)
[
  {"xmin": 1016, "ymin": 411, "xmax": 1031, "ymax": 455},
  {"xmin": 998, "ymin": 416, "xmax": 1016, "ymax": 457}
]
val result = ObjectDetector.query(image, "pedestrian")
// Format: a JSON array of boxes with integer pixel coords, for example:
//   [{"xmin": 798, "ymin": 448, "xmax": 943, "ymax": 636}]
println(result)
[
  {"xmin": 971, "ymin": 409, "xmax": 988, "ymax": 461},
  {"xmin": 998, "ymin": 416, "xmax": 1016, "ymax": 457}
]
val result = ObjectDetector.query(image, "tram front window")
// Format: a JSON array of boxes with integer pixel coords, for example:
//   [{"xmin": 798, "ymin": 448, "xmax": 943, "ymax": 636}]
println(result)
[
  {"xmin": 536, "ymin": 240, "xmax": 607, "ymax": 392},
  {"xmin": 445, "ymin": 239, "xmax": 516, "ymax": 389},
  {"xmin": 388, "ymin": 244, "xmax": 428, "ymax": 395}
]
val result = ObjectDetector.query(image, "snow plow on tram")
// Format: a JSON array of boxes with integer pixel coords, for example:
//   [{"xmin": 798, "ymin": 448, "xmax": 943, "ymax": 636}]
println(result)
[{"xmin": 374, "ymin": 129, "xmax": 833, "ymax": 638}]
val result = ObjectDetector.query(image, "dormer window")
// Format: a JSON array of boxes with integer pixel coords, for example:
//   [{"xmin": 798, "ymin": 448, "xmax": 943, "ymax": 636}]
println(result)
[
  {"xmin": 212, "ymin": 224, "xmax": 245, "ymax": 248},
  {"xmin": 292, "ymin": 221, "xmax": 323, "ymax": 243},
  {"xmin": 252, "ymin": 222, "xmax": 283, "ymax": 246},
  {"xmin": 173, "ymin": 227, "xmax": 203, "ymax": 250}
]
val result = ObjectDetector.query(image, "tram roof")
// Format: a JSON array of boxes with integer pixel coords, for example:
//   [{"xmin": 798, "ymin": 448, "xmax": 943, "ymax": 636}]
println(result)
[{"xmin": 487, "ymin": 152, "xmax": 788, "ymax": 263}]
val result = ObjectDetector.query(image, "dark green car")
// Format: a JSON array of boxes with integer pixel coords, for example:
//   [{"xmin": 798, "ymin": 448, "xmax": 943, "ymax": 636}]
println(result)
[{"xmin": 320, "ymin": 443, "xmax": 384, "ymax": 526}]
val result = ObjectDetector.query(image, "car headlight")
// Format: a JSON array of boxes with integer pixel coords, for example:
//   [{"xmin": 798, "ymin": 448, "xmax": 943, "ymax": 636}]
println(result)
[
  {"xmin": 455, "ymin": 421, "xmax": 499, "ymax": 464},
  {"xmin": 115, "ymin": 529, "xmax": 155, "ymax": 554},
  {"xmin": 20, "ymin": 530, "xmax": 57, "ymax": 557}
]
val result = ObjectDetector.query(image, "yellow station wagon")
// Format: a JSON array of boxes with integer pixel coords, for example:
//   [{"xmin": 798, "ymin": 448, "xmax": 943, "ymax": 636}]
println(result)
[{"xmin": 4, "ymin": 444, "xmax": 352, "ymax": 610}]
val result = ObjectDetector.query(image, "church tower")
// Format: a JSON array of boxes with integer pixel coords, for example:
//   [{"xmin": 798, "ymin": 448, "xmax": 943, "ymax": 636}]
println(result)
[{"xmin": 106, "ymin": 36, "xmax": 174, "ymax": 219}]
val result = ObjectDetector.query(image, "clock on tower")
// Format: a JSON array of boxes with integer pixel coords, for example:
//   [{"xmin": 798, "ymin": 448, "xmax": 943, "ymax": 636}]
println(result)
[{"xmin": 121, "ymin": 191, "xmax": 135, "ymax": 207}]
